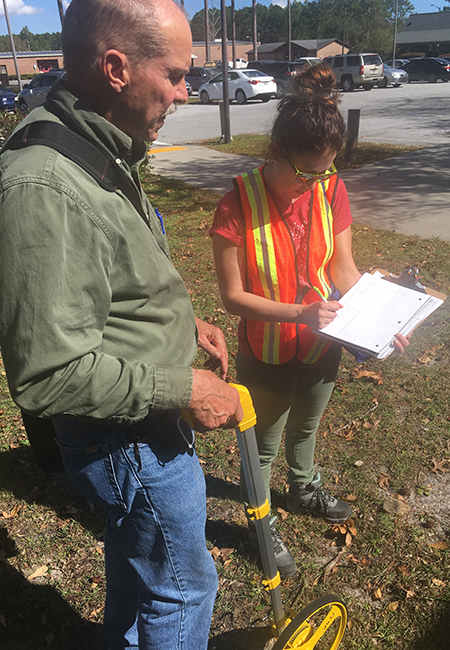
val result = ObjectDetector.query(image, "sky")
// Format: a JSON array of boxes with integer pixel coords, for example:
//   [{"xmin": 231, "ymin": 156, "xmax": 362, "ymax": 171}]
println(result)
[{"xmin": 0, "ymin": 0, "xmax": 445, "ymax": 38}]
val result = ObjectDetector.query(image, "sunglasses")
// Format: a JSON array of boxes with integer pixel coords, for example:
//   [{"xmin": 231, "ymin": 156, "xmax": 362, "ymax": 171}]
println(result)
[{"xmin": 281, "ymin": 147, "xmax": 337, "ymax": 184}]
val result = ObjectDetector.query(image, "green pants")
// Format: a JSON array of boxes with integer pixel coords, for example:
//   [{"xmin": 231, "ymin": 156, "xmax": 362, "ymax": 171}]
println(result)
[{"xmin": 236, "ymin": 344, "xmax": 342, "ymax": 507}]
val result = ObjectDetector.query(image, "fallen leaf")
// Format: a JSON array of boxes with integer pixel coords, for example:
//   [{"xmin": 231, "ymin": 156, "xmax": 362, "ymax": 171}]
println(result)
[
  {"xmin": 347, "ymin": 520, "xmax": 357, "ymax": 536},
  {"xmin": 210, "ymin": 546, "xmax": 221, "ymax": 561},
  {"xmin": 378, "ymin": 473, "xmax": 390, "ymax": 489},
  {"xmin": 45, "ymin": 632, "xmax": 54, "ymax": 647},
  {"xmin": 338, "ymin": 428, "xmax": 357, "ymax": 440},
  {"xmin": 27, "ymin": 565, "xmax": 48, "ymax": 581},
  {"xmin": 88, "ymin": 607, "xmax": 103, "ymax": 620},
  {"xmin": 354, "ymin": 460, "xmax": 364, "ymax": 467},
  {"xmin": 397, "ymin": 565, "xmax": 409, "ymax": 575},
  {"xmin": 372, "ymin": 587, "xmax": 382, "ymax": 601},
  {"xmin": 430, "ymin": 458, "xmax": 448, "ymax": 474},
  {"xmin": 276, "ymin": 507, "xmax": 289, "ymax": 521},
  {"xmin": 220, "ymin": 548, "xmax": 235, "ymax": 562},
  {"xmin": 354, "ymin": 370, "xmax": 383, "ymax": 384},
  {"xmin": 387, "ymin": 601, "xmax": 400, "ymax": 612},
  {"xmin": 4, "ymin": 504, "xmax": 23, "ymax": 519},
  {"xmin": 0, "ymin": 614, "xmax": 6, "ymax": 627},
  {"xmin": 345, "ymin": 532, "xmax": 352, "ymax": 547},
  {"xmin": 405, "ymin": 589, "xmax": 416, "ymax": 598},
  {"xmin": 346, "ymin": 494, "xmax": 357, "ymax": 502},
  {"xmin": 429, "ymin": 541, "xmax": 449, "ymax": 550},
  {"xmin": 432, "ymin": 578, "xmax": 446, "ymax": 587}
]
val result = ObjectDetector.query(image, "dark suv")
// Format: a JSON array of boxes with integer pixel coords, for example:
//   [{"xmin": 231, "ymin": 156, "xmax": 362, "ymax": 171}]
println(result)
[
  {"xmin": 402, "ymin": 57, "xmax": 450, "ymax": 83},
  {"xmin": 247, "ymin": 60, "xmax": 318, "ymax": 97},
  {"xmin": 184, "ymin": 67, "xmax": 211, "ymax": 91}
]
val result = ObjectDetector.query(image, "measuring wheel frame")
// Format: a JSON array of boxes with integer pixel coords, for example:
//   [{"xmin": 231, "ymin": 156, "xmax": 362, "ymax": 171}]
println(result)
[{"xmin": 272, "ymin": 595, "xmax": 347, "ymax": 650}]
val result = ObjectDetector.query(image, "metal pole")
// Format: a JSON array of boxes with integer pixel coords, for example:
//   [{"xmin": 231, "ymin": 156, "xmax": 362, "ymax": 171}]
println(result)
[
  {"xmin": 204, "ymin": 0, "xmax": 210, "ymax": 63},
  {"xmin": 220, "ymin": 0, "xmax": 231, "ymax": 143},
  {"xmin": 56, "ymin": 0, "xmax": 65, "ymax": 27},
  {"xmin": 231, "ymin": 0, "xmax": 236, "ymax": 69},
  {"xmin": 345, "ymin": 109, "xmax": 360, "ymax": 163},
  {"xmin": 252, "ymin": 0, "xmax": 257, "ymax": 62},
  {"xmin": 288, "ymin": 0, "xmax": 292, "ymax": 61},
  {"xmin": 2, "ymin": 0, "xmax": 23, "ymax": 91},
  {"xmin": 392, "ymin": 0, "xmax": 398, "ymax": 67}
]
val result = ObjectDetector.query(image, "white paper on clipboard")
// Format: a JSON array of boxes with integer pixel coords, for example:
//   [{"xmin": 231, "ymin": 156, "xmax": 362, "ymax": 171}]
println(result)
[{"xmin": 315, "ymin": 272, "xmax": 445, "ymax": 359}]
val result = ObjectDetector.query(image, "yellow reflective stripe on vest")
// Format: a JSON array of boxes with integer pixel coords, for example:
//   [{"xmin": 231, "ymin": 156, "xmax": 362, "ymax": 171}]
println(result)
[
  {"xmin": 314, "ymin": 181, "xmax": 334, "ymax": 298},
  {"xmin": 302, "ymin": 331, "xmax": 329, "ymax": 364},
  {"xmin": 242, "ymin": 171, "xmax": 282, "ymax": 364}
]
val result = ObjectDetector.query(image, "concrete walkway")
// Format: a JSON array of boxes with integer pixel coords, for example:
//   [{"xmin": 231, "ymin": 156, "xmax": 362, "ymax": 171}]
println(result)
[{"xmin": 150, "ymin": 143, "xmax": 450, "ymax": 242}]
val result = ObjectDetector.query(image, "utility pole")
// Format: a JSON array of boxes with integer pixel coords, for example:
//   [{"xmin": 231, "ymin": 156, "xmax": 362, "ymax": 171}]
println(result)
[
  {"xmin": 2, "ymin": 0, "xmax": 22, "ymax": 91},
  {"xmin": 220, "ymin": 0, "xmax": 231, "ymax": 143},
  {"xmin": 342, "ymin": 3, "xmax": 347, "ymax": 54},
  {"xmin": 288, "ymin": 0, "xmax": 292, "ymax": 61},
  {"xmin": 204, "ymin": 0, "xmax": 210, "ymax": 63},
  {"xmin": 392, "ymin": 0, "xmax": 399, "ymax": 68},
  {"xmin": 252, "ymin": 0, "xmax": 257, "ymax": 62},
  {"xmin": 231, "ymin": 0, "xmax": 236, "ymax": 69},
  {"xmin": 56, "ymin": 0, "xmax": 64, "ymax": 27}
]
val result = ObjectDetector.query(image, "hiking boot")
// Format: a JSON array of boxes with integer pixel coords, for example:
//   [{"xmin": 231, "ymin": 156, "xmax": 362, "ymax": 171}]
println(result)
[
  {"xmin": 286, "ymin": 473, "xmax": 352, "ymax": 523},
  {"xmin": 248, "ymin": 516, "xmax": 297, "ymax": 580}
]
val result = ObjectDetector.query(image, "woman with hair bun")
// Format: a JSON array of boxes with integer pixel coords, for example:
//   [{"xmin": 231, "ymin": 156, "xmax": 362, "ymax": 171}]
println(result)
[{"xmin": 210, "ymin": 63, "xmax": 405, "ymax": 579}]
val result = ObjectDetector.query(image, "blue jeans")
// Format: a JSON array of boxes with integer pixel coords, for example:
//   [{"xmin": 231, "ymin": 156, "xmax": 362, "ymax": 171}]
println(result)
[{"xmin": 53, "ymin": 411, "xmax": 218, "ymax": 650}]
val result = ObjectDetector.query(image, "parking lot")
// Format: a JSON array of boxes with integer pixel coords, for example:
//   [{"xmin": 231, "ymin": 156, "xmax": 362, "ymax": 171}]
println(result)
[{"xmin": 157, "ymin": 81, "xmax": 450, "ymax": 147}]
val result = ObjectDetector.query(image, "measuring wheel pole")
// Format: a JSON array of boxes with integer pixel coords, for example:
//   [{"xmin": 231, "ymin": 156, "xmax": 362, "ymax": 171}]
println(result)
[{"xmin": 231, "ymin": 384, "xmax": 286, "ymax": 637}]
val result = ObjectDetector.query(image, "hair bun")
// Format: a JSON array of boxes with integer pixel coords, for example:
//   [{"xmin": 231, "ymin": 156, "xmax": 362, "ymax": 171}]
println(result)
[{"xmin": 288, "ymin": 62, "xmax": 341, "ymax": 106}]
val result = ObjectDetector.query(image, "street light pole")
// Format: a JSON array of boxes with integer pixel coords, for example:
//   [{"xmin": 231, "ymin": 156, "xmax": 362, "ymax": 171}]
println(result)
[
  {"xmin": 2, "ymin": 0, "xmax": 22, "ymax": 91},
  {"xmin": 288, "ymin": 0, "xmax": 291, "ymax": 62},
  {"xmin": 220, "ymin": 0, "xmax": 231, "ymax": 143},
  {"xmin": 392, "ymin": 0, "xmax": 399, "ymax": 69}
]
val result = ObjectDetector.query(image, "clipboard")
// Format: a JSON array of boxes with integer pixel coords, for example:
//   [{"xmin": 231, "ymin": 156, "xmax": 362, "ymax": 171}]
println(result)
[{"xmin": 314, "ymin": 269, "xmax": 446, "ymax": 359}]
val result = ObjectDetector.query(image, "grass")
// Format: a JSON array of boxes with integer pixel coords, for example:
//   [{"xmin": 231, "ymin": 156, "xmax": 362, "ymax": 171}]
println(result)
[
  {"xmin": 199, "ymin": 133, "xmax": 426, "ymax": 171},
  {"xmin": 1, "ymin": 139, "xmax": 449, "ymax": 649}
]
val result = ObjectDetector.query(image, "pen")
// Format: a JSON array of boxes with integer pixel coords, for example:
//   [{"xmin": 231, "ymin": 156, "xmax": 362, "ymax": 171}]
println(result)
[
  {"xmin": 311, "ymin": 286, "xmax": 327, "ymax": 302},
  {"xmin": 155, "ymin": 208, "xmax": 165, "ymax": 234}
]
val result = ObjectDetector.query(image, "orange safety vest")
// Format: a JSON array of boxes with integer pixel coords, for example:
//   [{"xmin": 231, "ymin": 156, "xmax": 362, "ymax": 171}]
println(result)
[{"xmin": 234, "ymin": 165, "xmax": 338, "ymax": 365}]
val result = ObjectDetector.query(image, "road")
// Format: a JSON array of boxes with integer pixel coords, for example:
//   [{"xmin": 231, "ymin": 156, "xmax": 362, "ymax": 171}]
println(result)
[{"xmin": 157, "ymin": 81, "xmax": 450, "ymax": 147}]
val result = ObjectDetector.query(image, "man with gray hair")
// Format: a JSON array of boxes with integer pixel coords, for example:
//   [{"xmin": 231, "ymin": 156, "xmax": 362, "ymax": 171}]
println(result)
[{"xmin": 0, "ymin": 0, "xmax": 242, "ymax": 648}]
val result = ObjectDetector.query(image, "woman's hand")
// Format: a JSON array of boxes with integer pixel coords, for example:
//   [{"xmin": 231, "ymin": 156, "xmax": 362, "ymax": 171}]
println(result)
[
  {"xmin": 392, "ymin": 333, "xmax": 410, "ymax": 354},
  {"xmin": 298, "ymin": 300, "xmax": 342, "ymax": 330}
]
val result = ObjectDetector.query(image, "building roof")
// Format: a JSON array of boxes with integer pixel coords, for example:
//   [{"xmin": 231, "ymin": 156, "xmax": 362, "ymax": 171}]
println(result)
[
  {"xmin": 292, "ymin": 38, "xmax": 340, "ymax": 49},
  {"xmin": 256, "ymin": 42, "xmax": 287, "ymax": 53},
  {"xmin": 0, "ymin": 50, "xmax": 63, "ymax": 58},
  {"xmin": 254, "ymin": 38, "xmax": 342, "ymax": 54},
  {"xmin": 397, "ymin": 12, "xmax": 450, "ymax": 45}
]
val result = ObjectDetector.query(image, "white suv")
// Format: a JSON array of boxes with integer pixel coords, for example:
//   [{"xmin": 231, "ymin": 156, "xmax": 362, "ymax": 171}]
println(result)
[{"xmin": 326, "ymin": 53, "xmax": 383, "ymax": 92}]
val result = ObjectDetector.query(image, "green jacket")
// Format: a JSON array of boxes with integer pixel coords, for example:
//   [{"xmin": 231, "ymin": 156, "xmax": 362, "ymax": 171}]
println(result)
[{"xmin": 0, "ymin": 82, "xmax": 197, "ymax": 423}]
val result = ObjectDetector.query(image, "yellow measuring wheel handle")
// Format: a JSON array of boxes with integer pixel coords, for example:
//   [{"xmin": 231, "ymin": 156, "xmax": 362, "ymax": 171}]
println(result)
[
  {"xmin": 262, "ymin": 572, "xmax": 281, "ymax": 592},
  {"xmin": 246, "ymin": 498, "xmax": 270, "ymax": 522},
  {"xmin": 229, "ymin": 383, "xmax": 257, "ymax": 431}
]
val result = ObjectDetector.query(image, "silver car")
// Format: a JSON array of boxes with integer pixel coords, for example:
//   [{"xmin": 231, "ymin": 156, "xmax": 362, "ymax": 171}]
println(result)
[
  {"xmin": 377, "ymin": 64, "xmax": 409, "ymax": 88},
  {"xmin": 17, "ymin": 70, "xmax": 65, "ymax": 112}
]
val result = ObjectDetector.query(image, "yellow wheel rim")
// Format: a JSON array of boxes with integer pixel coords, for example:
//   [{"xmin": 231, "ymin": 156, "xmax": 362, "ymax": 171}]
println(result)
[{"xmin": 273, "ymin": 596, "xmax": 347, "ymax": 650}]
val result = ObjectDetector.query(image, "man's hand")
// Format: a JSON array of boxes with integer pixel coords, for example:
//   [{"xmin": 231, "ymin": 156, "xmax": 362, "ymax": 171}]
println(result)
[
  {"xmin": 187, "ymin": 370, "xmax": 243, "ymax": 432},
  {"xmin": 195, "ymin": 318, "xmax": 228, "ymax": 380}
]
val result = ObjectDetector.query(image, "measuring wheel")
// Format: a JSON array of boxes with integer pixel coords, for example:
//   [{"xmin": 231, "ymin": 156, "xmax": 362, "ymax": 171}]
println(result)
[{"xmin": 272, "ymin": 596, "xmax": 347, "ymax": 650}]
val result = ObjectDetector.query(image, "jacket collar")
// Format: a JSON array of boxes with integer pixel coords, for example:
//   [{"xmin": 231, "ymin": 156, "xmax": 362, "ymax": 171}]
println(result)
[{"xmin": 45, "ymin": 80, "xmax": 147, "ymax": 167}]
